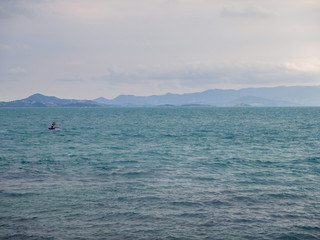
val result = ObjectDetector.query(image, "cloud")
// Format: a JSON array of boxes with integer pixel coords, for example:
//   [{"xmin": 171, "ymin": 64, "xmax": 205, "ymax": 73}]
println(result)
[
  {"xmin": 284, "ymin": 58, "xmax": 320, "ymax": 73},
  {"xmin": 0, "ymin": 44, "xmax": 12, "ymax": 50},
  {"xmin": 56, "ymin": 77, "xmax": 82, "ymax": 82},
  {"xmin": 8, "ymin": 66, "xmax": 27, "ymax": 75},
  {"xmin": 160, "ymin": 64, "xmax": 319, "ymax": 88},
  {"xmin": 65, "ymin": 61, "xmax": 81, "ymax": 66},
  {"xmin": 0, "ymin": 0, "xmax": 33, "ymax": 19},
  {"xmin": 91, "ymin": 62, "xmax": 320, "ymax": 89},
  {"xmin": 56, "ymin": 0, "xmax": 113, "ymax": 19},
  {"xmin": 1, "ymin": 0, "xmax": 319, "ymax": 101},
  {"xmin": 220, "ymin": 6, "xmax": 276, "ymax": 19}
]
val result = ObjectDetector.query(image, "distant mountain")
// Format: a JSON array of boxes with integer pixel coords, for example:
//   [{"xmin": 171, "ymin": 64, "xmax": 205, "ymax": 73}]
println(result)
[
  {"xmin": 93, "ymin": 97, "xmax": 110, "ymax": 104},
  {"xmin": 2, "ymin": 86, "xmax": 320, "ymax": 108},
  {"xmin": 0, "ymin": 93, "xmax": 101, "ymax": 108},
  {"xmin": 226, "ymin": 96, "xmax": 297, "ymax": 107},
  {"xmin": 92, "ymin": 86, "xmax": 320, "ymax": 107},
  {"xmin": 24, "ymin": 93, "xmax": 66, "ymax": 104}
]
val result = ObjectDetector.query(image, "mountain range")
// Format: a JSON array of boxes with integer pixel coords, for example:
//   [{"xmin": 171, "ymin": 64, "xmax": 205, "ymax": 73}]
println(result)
[
  {"xmin": 0, "ymin": 94, "xmax": 100, "ymax": 108},
  {"xmin": 1, "ymin": 86, "xmax": 320, "ymax": 107}
]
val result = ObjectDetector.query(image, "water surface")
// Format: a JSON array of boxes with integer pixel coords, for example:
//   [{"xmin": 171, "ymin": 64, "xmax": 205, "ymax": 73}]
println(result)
[{"xmin": 0, "ymin": 107, "xmax": 319, "ymax": 239}]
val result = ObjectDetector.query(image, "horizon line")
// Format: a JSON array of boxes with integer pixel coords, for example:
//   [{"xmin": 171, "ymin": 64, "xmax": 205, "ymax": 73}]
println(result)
[{"xmin": 2, "ymin": 84, "xmax": 320, "ymax": 102}]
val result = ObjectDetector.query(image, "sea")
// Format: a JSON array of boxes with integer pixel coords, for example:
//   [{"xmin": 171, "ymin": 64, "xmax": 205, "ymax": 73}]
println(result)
[{"xmin": 0, "ymin": 107, "xmax": 319, "ymax": 240}]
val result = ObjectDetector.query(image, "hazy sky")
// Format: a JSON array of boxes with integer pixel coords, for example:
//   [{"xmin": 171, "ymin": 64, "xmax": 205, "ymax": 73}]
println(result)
[{"xmin": 0, "ymin": 0, "xmax": 319, "ymax": 100}]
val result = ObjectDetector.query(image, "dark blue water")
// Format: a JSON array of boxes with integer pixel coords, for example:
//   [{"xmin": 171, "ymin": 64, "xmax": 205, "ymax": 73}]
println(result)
[{"xmin": 0, "ymin": 107, "xmax": 319, "ymax": 239}]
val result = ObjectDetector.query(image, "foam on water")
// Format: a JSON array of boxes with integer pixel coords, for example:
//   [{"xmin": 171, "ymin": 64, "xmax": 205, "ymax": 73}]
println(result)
[{"xmin": 0, "ymin": 107, "xmax": 319, "ymax": 239}]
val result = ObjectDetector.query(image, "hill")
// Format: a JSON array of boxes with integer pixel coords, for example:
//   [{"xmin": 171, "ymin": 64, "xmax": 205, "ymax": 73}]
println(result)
[
  {"xmin": 2, "ymin": 86, "xmax": 320, "ymax": 107},
  {"xmin": 93, "ymin": 86, "xmax": 320, "ymax": 106},
  {"xmin": 0, "ymin": 93, "xmax": 101, "ymax": 108}
]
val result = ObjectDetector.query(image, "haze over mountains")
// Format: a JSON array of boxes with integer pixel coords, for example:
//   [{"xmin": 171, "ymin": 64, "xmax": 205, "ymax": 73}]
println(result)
[
  {"xmin": 0, "ymin": 94, "xmax": 100, "ymax": 108},
  {"xmin": 1, "ymin": 86, "xmax": 320, "ymax": 107}
]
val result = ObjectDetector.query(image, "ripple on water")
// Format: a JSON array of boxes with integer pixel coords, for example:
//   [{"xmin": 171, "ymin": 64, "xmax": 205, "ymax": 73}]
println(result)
[{"xmin": 1, "ymin": 107, "xmax": 320, "ymax": 239}]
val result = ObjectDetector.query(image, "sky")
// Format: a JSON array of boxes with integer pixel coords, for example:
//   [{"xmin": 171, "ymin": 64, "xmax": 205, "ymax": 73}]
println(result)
[{"xmin": 0, "ymin": 0, "xmax": 319, "ymax": 101}]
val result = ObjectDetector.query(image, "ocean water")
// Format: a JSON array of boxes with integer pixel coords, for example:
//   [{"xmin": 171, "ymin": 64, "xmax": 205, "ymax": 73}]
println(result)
[{"xmin": 0, "ymin": 107, "xmax": 319, "ymax": 240}]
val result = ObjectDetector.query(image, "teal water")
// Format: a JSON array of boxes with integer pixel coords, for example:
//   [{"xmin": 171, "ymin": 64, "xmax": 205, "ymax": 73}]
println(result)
[{"xmin": 0, "ymin": 107, "xmax": 319, "ymax": 240}]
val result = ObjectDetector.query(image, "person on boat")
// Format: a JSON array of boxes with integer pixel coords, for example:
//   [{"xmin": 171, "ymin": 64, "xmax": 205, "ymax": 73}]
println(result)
[{"xmin": 51, "ymin": 121, "xmax": 56, "ymax": 128}]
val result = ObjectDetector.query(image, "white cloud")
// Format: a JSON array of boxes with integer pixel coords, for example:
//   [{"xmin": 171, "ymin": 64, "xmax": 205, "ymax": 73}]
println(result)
[{"xmin": 284, "ymin": 58, "xmax": 320, "ymax": 73}]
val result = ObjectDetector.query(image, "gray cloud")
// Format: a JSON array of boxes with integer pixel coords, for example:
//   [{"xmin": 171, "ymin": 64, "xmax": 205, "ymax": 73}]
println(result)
[
  {"xmin": 56, "ymin": 77, "xmax": 82, "ymax": 83},
  {"xmin": 220, "ymin": 6, "xmax": 275, "ymax": 19},
  {"xmin": 0, "ymin": 44, "xmax": 12, "ymax": 50},
  {"xmin": 91, "ymin": 63, "xmax": 320, "ymax": 89},
  {"xmin": 0, "ymin": 0, "xmax": 34, "ymax": 19},
  {"xmin": 8, "ymin": 66, "xmax": 27, "ymax": 76},
  {"xmin": 0, "ymin": 0, "xmax": 319, "ymax": 100}
]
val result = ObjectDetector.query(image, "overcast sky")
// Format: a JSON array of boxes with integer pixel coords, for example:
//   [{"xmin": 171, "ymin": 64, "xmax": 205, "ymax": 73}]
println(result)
[{"xmin": 0, "ymin": 0, "xmax": 319, "ymax": 100}]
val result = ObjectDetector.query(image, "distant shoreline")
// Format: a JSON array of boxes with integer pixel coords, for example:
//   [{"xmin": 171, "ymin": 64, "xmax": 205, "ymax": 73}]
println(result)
[{"xmin": 2, "ymin": 86, "xmax": 320, "ymax": 107}]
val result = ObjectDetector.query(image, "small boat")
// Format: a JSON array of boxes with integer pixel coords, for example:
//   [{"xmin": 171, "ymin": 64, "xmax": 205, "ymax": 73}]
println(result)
[
  {"xmin": 49, "ymin": 121, "xmax": 59, "ymax": 130},
  {"xmin": 48, "ymin": 126, "xmax": 59, "ymax": 130}
]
